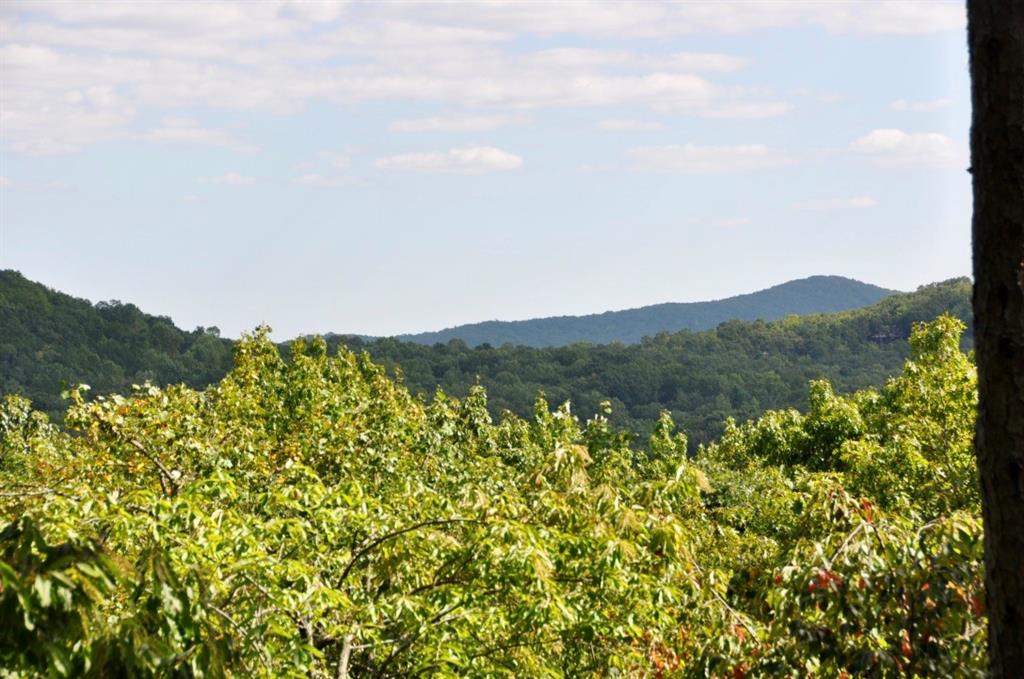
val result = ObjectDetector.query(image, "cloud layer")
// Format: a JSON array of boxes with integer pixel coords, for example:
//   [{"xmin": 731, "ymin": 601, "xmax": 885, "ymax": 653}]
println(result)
[
  {"xmin": 1, "ymin": 1, "xmax": 964, "ymax": 155},
  {"xmin": 849, "ymin": 129, "xmax": 960, "ymax": 167},
  {"xmin": 597, "ymin": 119, "xmax": 664, "ymax": 131},
  {"xmin": 390, "ymin": 115, "xmax": 524, "ymax": 133},
  {"xmin": 375, "ymin": 146, "xmax": 524, "ymax": 175}
]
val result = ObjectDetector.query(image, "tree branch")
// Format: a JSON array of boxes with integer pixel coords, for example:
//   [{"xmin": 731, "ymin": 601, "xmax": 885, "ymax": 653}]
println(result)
[
  {"xmin": 128, "ymin": 438, "xmax": 179, "ymax": 496},
  {"xmin": 339, "ymin": 518, "xmax": 478, "ymax": 585},
  {"xmin": 336, "ymin": 635, "xmax": 353, "ymax": 679}
]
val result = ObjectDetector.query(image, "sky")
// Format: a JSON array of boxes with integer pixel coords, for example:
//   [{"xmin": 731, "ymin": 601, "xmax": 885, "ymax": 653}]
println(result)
[{"xmin": 0, "ymin": 1, "xmax": 972, "ymax": 338}]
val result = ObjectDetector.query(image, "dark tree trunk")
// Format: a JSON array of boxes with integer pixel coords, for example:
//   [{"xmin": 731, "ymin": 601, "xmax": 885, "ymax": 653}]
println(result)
[{"xmin": 968, "ymin": 1, "xmax": 1024, "ymax": 674}]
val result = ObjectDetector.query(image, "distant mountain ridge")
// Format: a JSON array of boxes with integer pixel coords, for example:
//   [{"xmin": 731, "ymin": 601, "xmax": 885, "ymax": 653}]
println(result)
[
  {"xmin": 0, "ymin": 270, "xmax": 966, "ymax": 445},
  {"xmin": 389, "ymin": 276, "xmax": 898, "ymax": 347}
]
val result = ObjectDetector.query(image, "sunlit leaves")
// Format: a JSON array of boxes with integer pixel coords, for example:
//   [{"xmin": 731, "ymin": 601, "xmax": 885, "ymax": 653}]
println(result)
[{"xmin": 0, "ymin": 316, "xmax": 984, "ymax": 676}]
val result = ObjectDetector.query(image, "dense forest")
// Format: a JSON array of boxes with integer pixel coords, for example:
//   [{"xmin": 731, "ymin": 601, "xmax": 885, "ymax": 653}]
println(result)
[
  {"xmin": 1, "ymin": 314, "xmax": 984, "ymax": 676},
  {"xmin": 390, "ymin": 275, "xmax": 896, "ymax": 347},
  {"xmin": 0, "ymin": 270, "xmax": 234, "ymax": 418},
  {"xmin": 1, "ymin": 271, "xmax": 970, "ymax": 449},
  {"xmin": 342, "ymin": 278, "xmax": 970, "ymax": 448}
]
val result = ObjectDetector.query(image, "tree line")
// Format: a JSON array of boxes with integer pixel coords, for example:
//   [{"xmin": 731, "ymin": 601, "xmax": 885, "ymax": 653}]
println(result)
[{"xmin": 1, "ymin": 270, "xmax": 970, "ymax": 451}]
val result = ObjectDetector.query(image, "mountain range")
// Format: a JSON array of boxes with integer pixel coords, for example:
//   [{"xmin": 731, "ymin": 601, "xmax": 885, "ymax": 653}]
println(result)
[
  {"xmin": 385, "ymin": 275, "xmax": 897, "ymax": 347},
  {"xmin": 1, "ymin": 269, "xmax": 968, "ymax": 447}
]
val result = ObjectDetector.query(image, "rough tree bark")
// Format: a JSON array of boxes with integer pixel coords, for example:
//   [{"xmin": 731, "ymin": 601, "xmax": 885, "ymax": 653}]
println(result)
[{"xmin": 968, "ymin": 1, "xmax": 1024, "ymax": 674}]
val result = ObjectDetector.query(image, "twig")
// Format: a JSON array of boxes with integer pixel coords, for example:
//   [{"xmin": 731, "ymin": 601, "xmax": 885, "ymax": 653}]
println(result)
[
  {"xmin": 826, "ymin": 523, "xmax": 865, "ymax": 569},
  {"xmin": 690, "ymin": 560, "xmax": 761, "ymax": 643},
  {"xmin": 0, "ymin": 488, "xmax": 80, "ymax": 500},
  {"xmin": 128, "ymin": 438, "xmax": 179, "ymax": 496},
  {"xmin": 339, "ymin": 518, "xmax": 478, "ymax": 584}
]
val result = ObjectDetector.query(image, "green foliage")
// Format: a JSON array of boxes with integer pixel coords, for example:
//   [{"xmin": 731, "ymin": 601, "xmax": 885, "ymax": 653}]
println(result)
[
  {"xmin": 340, "ymin": 278, "xmax": 972, "ymax": 449},
  {"xmin": 0, "ymin": 516, "xmax": 120, "ymax": 678},
  {"xmin": 0, "ymin": 270, "xmax": 233, "ymax": 421},
  {"xmin": 1, "ymin": 315, "xmax": 984, "ymax": 676},
  {"xmin": 0, "ymin": 271, "xmax": 968, "ymax": 451}
]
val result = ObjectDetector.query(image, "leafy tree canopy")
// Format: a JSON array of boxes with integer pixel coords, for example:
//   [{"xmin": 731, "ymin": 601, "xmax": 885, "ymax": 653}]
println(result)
[
  {"xmin": 1, "ymin": 315, "xmax": 984, "ymax": 677},
  {"xmin": 0, "ymin": 270, "xmax": 970, "ymax": 452}
]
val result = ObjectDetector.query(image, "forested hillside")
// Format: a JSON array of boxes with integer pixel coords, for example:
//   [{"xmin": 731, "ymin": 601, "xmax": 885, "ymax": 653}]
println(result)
[
  {"xmin": 392, "ymin": 275, "xmax": 896, "ymax": 347},
  {"xmin": 341, "ymin": 278, "xmax": 971, "ymax": 448},
  {"xmin": 0, "ymin": 270, "xmax": 234, "ymax": 418},
  {"xmin": 0, "ymin": 271, "xmax": 969, "ymax": 448},
  {"xmin": 1, "ymin": 315, "xmax": 985, "ymax": 676}
]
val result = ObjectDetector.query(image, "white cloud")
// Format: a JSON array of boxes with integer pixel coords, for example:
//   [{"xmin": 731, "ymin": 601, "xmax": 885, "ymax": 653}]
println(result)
[
  {"xmin": 210, "ymin": 171, "xmax": 255, "ymax": 185},
  {"xmin": 521, "ymin": 48, "xmax": 750, "ymax": 72},
  {"xmin": 819, "ymin": 3, "xmax": 964, "ymax": 35},
  {"xmin": 40, "ymin": 180, "xmax": 75, "ymax": 192},
  {"xmin": 628, "ymin": 143, "xmax": 793, "ymax": 174},
  {"xmin": 290, "ymin": 151, "xmax": 350, "ymax": 183},
  {"xmin": 292, "ymin": 173, "xmax": 345, "ymax": 187},
  {"xmin": 0, "ymin": 177, "xmax": 74, "ymax": 192},
  {"xmin": 318, "ymin": 151, "xmax": 350, "ymax": 169},
  {"xmin": 657, "ymin": 52, "xmax": 750, "ymax": 72},
  {"xmin": 292, "ymin": 151, "xmax": 350, "ymax": 173},
  {"xmin": 376, "ymin": 146, "xmax": 523, "ymax": 174},
  {"xmin": 699, "ymin": 101, "xmax": 791, "ymax": 119},
  {"xmin": 278, "ymin": 0, "xmax": 348, "ymax": 24},
  {"xmin": 140, "ymin": 118, "xmax": 255, "ymax": 151},
  {"xmin": 0, "ymin": 48, "xmax": 136, "ymax": 154},
  {"xmin": 849, "ymin": 129, "xmax": 961, "ymax": 167},
  {"xmin": 1, "ymin": 1, "xmax": 959, "ymax": 155},
  {"xmin": 0, "ymin": 4, "xmax": 788, "ymax": 155},
  {"xmin": 795, "ymin": 196, "xmax": 877, "ymax": 211},
  {"xmin": 819, "ymin": 94, "xmax": 847, "ymax": 104},
  {"xmin": 393, "ymin": 2, "xmax": 964, "ymax": 37},
  {"xmin": 596, "ymin": 119, "xmax": 663, "ymax": 131},
  {"xmin": 390, "ymin": 115, "xmax": 523, "ymax": 133},
  {"xmin": 891, "ymin": 98, "xmax": 952, "ymax": 113},
  {"xmin": 714, "ymin": 217, "xmax": 751, "ymax": 228}
]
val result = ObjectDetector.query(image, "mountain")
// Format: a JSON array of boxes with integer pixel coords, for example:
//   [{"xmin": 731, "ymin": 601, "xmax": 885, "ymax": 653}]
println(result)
[
  {"xmin": 391, "ymin": 275, "xmax": 898, "ymax": 347},
  {"xmin": 0, "ymin": 270, "xmax": 969, "ymax": 450},
  {"xmin": 0, "ymin": 270, "xmax": 234, "ymax": 418},
  {"xmin": 336, "ymin": 278, "xmax": 971, "ymax": 449}
]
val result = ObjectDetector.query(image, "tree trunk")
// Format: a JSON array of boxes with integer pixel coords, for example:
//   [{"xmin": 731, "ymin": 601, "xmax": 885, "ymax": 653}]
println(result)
[
  {"xmin": 968, "ymin": 1, "xmax": 1024, "ymax": 675},
  {"xmin": 336, "ymin": 635, "xmax": 353, "ymax": 679}
]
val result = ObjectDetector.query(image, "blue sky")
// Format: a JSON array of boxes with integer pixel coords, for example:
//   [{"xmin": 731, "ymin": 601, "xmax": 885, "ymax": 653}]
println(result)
[{"xmin": 1, "ymin": 1, "xmax": 970, "ymax": 338}]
